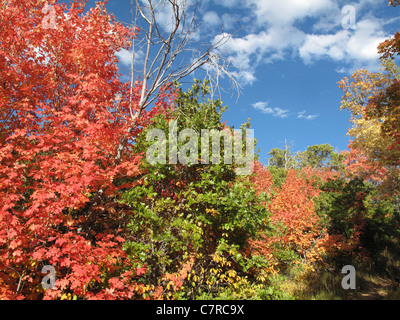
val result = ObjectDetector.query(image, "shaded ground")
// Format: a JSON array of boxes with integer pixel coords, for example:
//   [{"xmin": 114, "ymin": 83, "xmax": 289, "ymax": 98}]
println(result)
[{"xmin": 353, "ymin": 277, "xmax": 395, "ymax": 300}]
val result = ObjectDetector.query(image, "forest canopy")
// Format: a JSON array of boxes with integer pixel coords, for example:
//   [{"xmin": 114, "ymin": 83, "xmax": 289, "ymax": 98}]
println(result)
[{"xmin": 0, "ymin": 0, "xmax": 400, "ymax": 300}]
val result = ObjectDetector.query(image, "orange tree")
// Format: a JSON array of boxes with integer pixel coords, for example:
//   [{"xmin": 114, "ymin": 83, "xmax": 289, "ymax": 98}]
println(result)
[{"xmin": 248, "ymin": 162, "xmax": 346, "ymax": 276}]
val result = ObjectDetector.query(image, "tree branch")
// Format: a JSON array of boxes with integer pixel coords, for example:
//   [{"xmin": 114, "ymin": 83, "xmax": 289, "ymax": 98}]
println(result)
[{"xmin": 114, "ymin": 0, "xmax": 240, "ymax": 165}]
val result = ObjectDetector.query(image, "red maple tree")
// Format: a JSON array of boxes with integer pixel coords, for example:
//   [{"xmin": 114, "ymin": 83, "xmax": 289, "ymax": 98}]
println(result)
[{"xmin": 0, "ymin": 0, "xmax": 174, "ymax": 299}]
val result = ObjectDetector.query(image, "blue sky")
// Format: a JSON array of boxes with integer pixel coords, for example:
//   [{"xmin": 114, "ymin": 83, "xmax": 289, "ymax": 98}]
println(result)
[{"xmin": 65, "ymin": 0, "xmax": 399, "ymax": 165}]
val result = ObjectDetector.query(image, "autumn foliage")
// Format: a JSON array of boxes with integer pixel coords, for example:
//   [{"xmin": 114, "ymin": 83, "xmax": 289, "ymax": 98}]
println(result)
[
  {"xmin": 249, "ymin": 165, "xmax": 346, "ymax": 273},
  {"xmin": 0, "ymin": 0, "xmax": 173, "ymax": 299},
  {"xmin": 1, "ymin": 0, "xmax": 400, "ymax": 301}
]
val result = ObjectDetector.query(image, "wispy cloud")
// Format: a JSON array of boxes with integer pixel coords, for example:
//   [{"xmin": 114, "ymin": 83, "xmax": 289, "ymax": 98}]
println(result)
[
  {"xmin": 297, "ymin": 111, "xmax": 319, "ymax": 121},
  {"xmin": 252, "ymin": 102, "xmax": 289, "ymax": 119},
  {"xmin": 203, "ymin": 11, "xmax": 221, "ymax": 27},
  {"xmin": 252, "ymin": 103, "xmax": 319, "ymax": 121}
]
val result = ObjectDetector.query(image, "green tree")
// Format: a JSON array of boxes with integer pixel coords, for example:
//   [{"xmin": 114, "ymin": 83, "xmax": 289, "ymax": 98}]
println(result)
[
  {"xmin": 120, "ymin": 80, "xmax": 272, "ymax": 299},
  {"xmin": 315, "ymin": 177, "xmax": 400, "ymax": 279},
  {"xmin": 268, "ymin": 140, "xmax": 299, "ymax": 169},
  {"xmin": 299, "ymin": 144, "xmax": 344, "ymax": 170}
]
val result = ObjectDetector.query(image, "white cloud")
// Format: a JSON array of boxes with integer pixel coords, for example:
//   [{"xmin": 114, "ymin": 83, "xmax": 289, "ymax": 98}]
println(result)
[
  {"xmin": 116, "ymin": 49, "xmax": 133, "ymax": 67},
  {"xmin": 299, "ymin": 31, "xmax": 348, "ymax": 64},
  {"xmin": 116, "ymin": 48, "xmax": 145, "ymax": 68},
  {"xmin": 214, "ymin": 29, "xmax": 289, "ymax": 76},
  {"xmin": 205, "ymin": 0, "xmax": 394, "ymax": 85},
  {"xmin": 297, "ymin": 111, "xmax": 319, "ymax": 121},
  {"xmin": 203, "ymin": 11, "xmax": 221, "ymax": 27},
  {"xmin": 221, "ymin": 13, "xmax": 237, "ymax": 31},
  {"xmin": 137, "ymin": 0, "xmax": 198, "ymax": 33},
  {"xmin": 130, "ymin": 0, "xmax": 394, "ymax": 87},
  {"xmin": 247, "ymin": 0, "xmax": 335, "ymax": 27},
  {"xmin": 217, "ymin": 0, "xmax": 242, "ymax": 8},
  {"xmin": 252, "ymin": 104, "xmax": 319, "ymax": 121},
  {"xmin": 232, "ymin": 70, "xmax": 257, "ymax": 86},
  {"xmin": 209, "ymin": 0, "xmax": 335, "ymax": 85},
  {"xmin": 346, "ymin": 19, "xmax": 387, "ymax": 61},
  {"xmin": 252, "ymin": 102, "xmax": 289, "ymax": 119},
  {"xmin": 299, "ymin": 17, "xmax": 388, "ymax": 71}
]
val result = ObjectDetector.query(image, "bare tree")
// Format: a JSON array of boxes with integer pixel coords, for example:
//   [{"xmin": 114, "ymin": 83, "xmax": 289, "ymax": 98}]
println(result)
[
  {"xmin": 268, "ymin": 139, "xmax": 302, "ymax": 170},
  {"xmin": 115, "ymin": 0, "xmax": 240, "ymax": 165}
]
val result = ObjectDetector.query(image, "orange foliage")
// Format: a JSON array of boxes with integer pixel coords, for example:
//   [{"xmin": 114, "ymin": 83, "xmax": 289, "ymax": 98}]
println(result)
[
  {"xmin": 249, "ymin": 167, "xmax": 345, "ymax": 269},
  {"xmin": 342, "ymin": 141, "xmax": 388, "ymax": 184},
  {"xmin": 250, "ymin": 161, "xmax": 274, "ymax": 196}
]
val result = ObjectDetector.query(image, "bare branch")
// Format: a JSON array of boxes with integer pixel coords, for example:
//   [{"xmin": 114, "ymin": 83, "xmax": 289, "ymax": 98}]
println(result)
[{"xmin": 115, "ymin": 0, "xmax": 241, "ymax": 165}]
